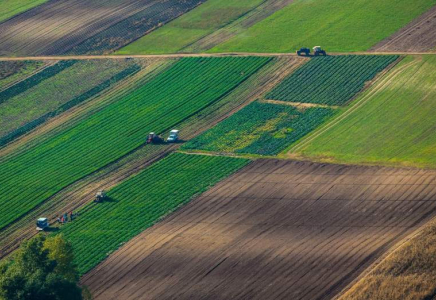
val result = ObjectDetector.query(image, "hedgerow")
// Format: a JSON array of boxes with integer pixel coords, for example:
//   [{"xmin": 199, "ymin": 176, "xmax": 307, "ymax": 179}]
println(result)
[
  {"xmin": 267, "ymin": 55, "xmax": 399, "ymax": 106},
  {"xmin": 0, "ymin": 56, "xmax": 270, "ymax": 229},
  {"xmin": 183, "ymin": 101, "xmax": 336, "ymax": 155}
]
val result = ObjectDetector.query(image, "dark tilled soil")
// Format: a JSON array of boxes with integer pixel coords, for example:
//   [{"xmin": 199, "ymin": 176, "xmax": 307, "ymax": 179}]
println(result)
[
  {"xmin": 371, "ymin": 5, "xmax": 436, "ymax": 52},
  {"xmin": 82, "ymin": 159, "xmax": 436, "ymax": 300}
]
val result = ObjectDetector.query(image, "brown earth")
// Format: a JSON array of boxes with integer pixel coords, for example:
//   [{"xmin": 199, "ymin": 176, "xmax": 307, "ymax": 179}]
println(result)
[
  {"xmin": 0, "ymin": 56, "xmax": 304, "ymax": 259},
  {"xmin": 81, "ymin": 159, "xmax": 436, "ymax": 300},
  {"xmin": 0, "ymin": 0, "xmax": 203, "ymax": 56},
  {"xmin": 371, "ymin": 5, "xmax": 436, "ymax": 52}
]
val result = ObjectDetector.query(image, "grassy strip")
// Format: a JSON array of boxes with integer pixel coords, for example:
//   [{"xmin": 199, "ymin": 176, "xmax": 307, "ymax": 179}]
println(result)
[
  {"xmin": 0, "ymin": 0, "xmax": 48, "ymax": 23},
  {"xmin": 210, "ymin": 0, "xmax": 436, "ymax": 53},
  {"xmin": 267, "ymin": 55, "xmax": 399, "ymax": 106},
  {"xmin": 292, "ymin": 55, "xmax": 436, "ymax": 169},
  {"xmin": 183, "ymin": 101, "xmax": 336, "ymax": 155},
  {"xmin": 59, "ymin": 153, "xmax": 249, "ymax": 274},
  {"xmin": 70, "ymin": 0, "xmax": 205, "ymax": 55},
  {"xmin": 0, "ymin": 60, "xmax": 76, "ymax": 104},
  {"xmin": 0, "ymin": 61, "xmax": 45, "ymax": 91},
  {"xmin": 341, "ymin": 220, "xmax": 436, "ymax": 300},
  {"xmin": 0, "ymin": 57, "xmax": 270, "ymax": 229},
  {"xmin": 0, "ymin": 64, "xmax": 141, "ymax": 147},
  {"xmin": 116, "ymin": 0, "xmax": 264, "ymax": 55}
]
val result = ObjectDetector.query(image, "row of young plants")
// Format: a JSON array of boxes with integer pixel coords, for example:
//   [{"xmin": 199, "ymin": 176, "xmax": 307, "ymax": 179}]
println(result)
[
  {"xmin": 0, "ymin": 59, "xmax": 137, "ymax": 140},
  {"xmin": 267, "ymin": 55, "xmax": 399, "ymax": 106},
  {"xmin": 0, "ymin": 61, "xmax": 44, "ymax": 88},
  {"xmin": 0, "ymin": 64, "xmax": 141, "ymax": 147},
  {"xmin": 59, "ymin": 153, "xmax": 249, "ymax": 274},
  {"xmin": 0, "ymin": 60, "xmax": 77, "ymax": 105},
  {"xmin": 70, "ymin": 0, "xmax": 205, "ymax": 54},
  {"xmin": 183, "ymin": 101, "xmax": 335, "ymax": 155},
  {"xmin": 0, "ymin": 56, "xmax": 271, "ymax": 229}
]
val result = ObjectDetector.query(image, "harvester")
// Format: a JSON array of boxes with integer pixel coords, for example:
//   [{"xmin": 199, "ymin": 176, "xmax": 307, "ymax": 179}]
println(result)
[
  {"xmin": 166, "ymin": 129, "xmax": 179, "ymax": 143},
  {"xmin": 313, "ymin": 46, "xmax": 327, "ymax": 56},
  {"xmin": 296, "ymin": 47, "xmax": 311, "ymax": 56},
  {"xmin": 36, "ymin": 218, "xmax": 49, "ymax": 231},
  {"xmin": 94, "ymin": 190, "xmax": 107, "ymax": 203}
]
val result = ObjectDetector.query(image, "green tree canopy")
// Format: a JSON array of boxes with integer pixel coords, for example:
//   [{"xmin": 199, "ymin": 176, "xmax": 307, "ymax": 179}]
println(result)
[{"xmin": 0, "ymin": 235, "xmax": 86, "ymax": 300}]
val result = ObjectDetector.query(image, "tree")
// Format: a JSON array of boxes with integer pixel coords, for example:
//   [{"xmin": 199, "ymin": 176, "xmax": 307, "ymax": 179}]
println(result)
[{"xmin": 0, "ymin": 235, "xmax": 86, "ymax": 300}]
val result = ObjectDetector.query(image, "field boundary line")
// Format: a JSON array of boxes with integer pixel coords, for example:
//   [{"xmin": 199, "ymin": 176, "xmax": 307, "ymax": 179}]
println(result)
[
  {"xmin": 260, "ymin": 99, "xmax": 339, "ymax": 109},
  {"xmin": 287, "ymin": 57, "xmax": 419, "ymax": 154}
]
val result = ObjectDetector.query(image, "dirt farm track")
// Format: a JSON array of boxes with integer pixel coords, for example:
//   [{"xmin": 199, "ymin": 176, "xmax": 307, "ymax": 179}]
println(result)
[{"xmin": 81, "ymin": 159, "xmax": 436, "ymax": 300}]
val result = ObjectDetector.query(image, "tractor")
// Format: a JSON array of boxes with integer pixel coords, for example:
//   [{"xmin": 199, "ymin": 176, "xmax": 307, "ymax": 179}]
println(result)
[
  {"xmin": 146, "ymin": 132, "xmax": 164, "ymax": 144},
  {"xmin": 296, "ymin": 47, "xmax": 311, "ymax": 56},
  {"xmin": 36, "ymin": 218, "xmax": 49, "ymax": 231},
  {"xmin": 313, "ymin": 46, "xmax": 327, "ymax": 56},
  {"xmin": 94, "ymin": 190, "xmax": 107, "ymax": 203},
  {"xmin": 166, "ymin": 129, "xmax": 179, "ymax": 143}
]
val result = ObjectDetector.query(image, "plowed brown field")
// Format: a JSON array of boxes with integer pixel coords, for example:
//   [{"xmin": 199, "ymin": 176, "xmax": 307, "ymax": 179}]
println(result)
[
  {"xmin": 371, "ymin": 5, "xmax": 436, "ymax": 52},
  {"xmin": 82, "ymin": 159, "xmax": 436, "ymax": 300}
]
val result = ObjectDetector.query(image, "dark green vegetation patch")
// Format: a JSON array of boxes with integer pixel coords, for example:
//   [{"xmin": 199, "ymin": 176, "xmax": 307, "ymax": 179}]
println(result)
[
  {"xmin": 267, "ymin": 55, "xmax": 399, "ymax": 106},
  {"xmin": 60, "ymin": 153, "xmax": 249, "ymax": 274},
  {"xmin": 0, "ymin": 57, "xmax": 270, "ymax": 229},
  {"xmin": 183, "ymin": 101, "xmax": 335, "ymax": 155}
]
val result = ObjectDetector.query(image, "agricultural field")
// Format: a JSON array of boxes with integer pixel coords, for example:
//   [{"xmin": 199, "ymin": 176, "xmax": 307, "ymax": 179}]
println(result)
[
  {"xmin": 0, "ymin": 0, "xmax": 204, "ymax": 56},
  {"xmin": 0, "ymin": 56, "xmax": 299, "ymax": 259},
  {"xmin": 0, "ymin": 56, "xmax": 270, "ymax": 230},
  {"xmin": 116, "ymin": 0, "xmax": 268, "ymax": 55},
  {"xmin": 0, "ymin": 60, "xmax": 46, "ymax": 91},
  {"xmin": 210, "ymin": 0, "xmax": 436, "ymax": 53},
  {"xmin": 267, "ymin": 55, "xmax": 399, "ymax": 106},
  {"xmin": 291, "ymin": 55, "xmax": 436, "ymax": 169},
  {"xmin": 0, "ymin": 0, "xmax": 47, "ymax": 22},
  {"xmin": 183, "ymin": 101, "xmax": 335, "ymax": 155},
  {"xmin": 0, "ymin": 59, "xmax": 139, "ymax": 146},
  {"xmin": 82, "ymin": 159, "xmax": 436, "ymax": 300},
  {"xmin": 372, "ymin": 5, "xmax": 436, "ymax": 52},
  {"xmin": 58, "ymin": 153, "xmax": 249, "ymax": 274}
]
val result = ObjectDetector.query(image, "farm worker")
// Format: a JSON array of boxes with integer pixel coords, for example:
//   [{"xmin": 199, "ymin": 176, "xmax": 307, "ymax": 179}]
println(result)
[
  {"xmin": 64, "ymin": 213, "xmax": 68, "ymax": 222},
  {"xmin": 60, "ymin": 216, "xmax": 64, "ymax": 223},
  {"xmin": 69, "ymin": 211, "xmax": 73, "ymax": 221},
  {"xmin": 57, "ymin": 217, "xmax": 61, "ymax": 223}
]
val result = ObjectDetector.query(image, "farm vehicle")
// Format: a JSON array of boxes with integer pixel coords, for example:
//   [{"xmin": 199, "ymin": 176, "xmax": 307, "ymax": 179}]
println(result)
[
  {"xmin": 94, "ymin": 190, "xmax": 107, "ymax": 203},
  {"xmin": 147, "ymin": 129, "xmax": 179, "ymax": 144},
  {"xmin": 36, "ymin": 218, "xmax": 49, "ymax": 231},
  {"xmin": 296, "ymin": 46, "xmax": 327, "ymax": 56}
]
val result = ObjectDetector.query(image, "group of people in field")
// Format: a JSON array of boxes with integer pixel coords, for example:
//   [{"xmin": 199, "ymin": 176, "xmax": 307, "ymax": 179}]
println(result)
[{"xmin": 57, "ymin": 211, "xmax": 78, "ymax": 224}]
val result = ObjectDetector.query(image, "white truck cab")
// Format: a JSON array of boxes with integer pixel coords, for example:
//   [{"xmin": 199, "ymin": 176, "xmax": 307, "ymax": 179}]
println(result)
[{"xmin": 167, "ymin": 129, "xmax": 179, "ymax": 143}]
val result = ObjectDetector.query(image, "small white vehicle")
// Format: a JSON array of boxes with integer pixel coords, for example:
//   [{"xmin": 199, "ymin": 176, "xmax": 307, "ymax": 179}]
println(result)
[
  {"xmin": 166, "ymin": 129, "xmax": 179, "ymax": 143},
  {"xmin": 95, "ymin": 190, "xmax": 107, "ymax": 203},
  {"xmin": 36, "ymin": 218, "xmax": 49, "ymax": 231}
]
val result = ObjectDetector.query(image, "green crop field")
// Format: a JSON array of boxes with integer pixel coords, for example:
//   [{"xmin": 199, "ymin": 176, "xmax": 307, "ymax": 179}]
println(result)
[
  {"xmin": 0, "ymin": 56, "xmax": 270, "ymax": 229},
  {"xmin": 0, "ymin": 61, "xmax": 45, "ymax": 90},
  {"xmin": 116, "ymin": 0, "xmax": 264, "ymax": 55},
  {"xmin": 210, "ymin": 0, "xmax": 436, "ymax": 53},
  {"xmin": 58, "ymin": 153, "xmax": 249, "ymax": 274},
  {"xmin": 267, "ymin": 55, "xmax": 399, "ymax": 106},
  {"xmin": 291, "ymin": 55, "xmax": 436, "ymax": 169},
  {"xmin": 183, "ymin": 101, "xmax": 335, "ymax": 156},
  {"xmin": 0, "ymin": 59, "xmax": 139, "ymax": 146},
  {"xmin": 0, "ymin": 0, "xmax": 47, "ymax": 22}
]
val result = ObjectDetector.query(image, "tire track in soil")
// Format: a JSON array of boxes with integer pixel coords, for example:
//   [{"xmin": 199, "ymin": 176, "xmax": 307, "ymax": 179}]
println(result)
[{"xmin": 81, "ymin": 159, "xmax": 436, "ymax": 300}]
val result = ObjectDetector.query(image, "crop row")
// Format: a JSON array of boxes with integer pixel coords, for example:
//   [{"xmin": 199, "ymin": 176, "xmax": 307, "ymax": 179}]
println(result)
[
  {"xmin": 0, "ymin": 59, "xmax": 137, "ymax": 139},
  {"xmin": 0, "ymin": 61, "xmax": 45, "ymax": 91},
  {"xmin": 70, "ymin": 0, "xmax": 206, "ymax": 54},
  {"xmin": 267, "ymin": 55, "xmax": 399, "ymax": 106},
  {"xmin": 0, "ymin": 56, "xmax": 270, "ymax": 229},
  {"xmin": 0, "ymin": 60, "xmax": 76, "ymax": 104},
  {"xmin": 183, "ymin": 101, "xmax": 335, "ymax": 155},
  {"xmin": 59, "ymin": 152, "xmax": 249, "ymax": 274},
  {"xmin": 0, "ymin": 64, "xmax": 141, "ymax": 147}
]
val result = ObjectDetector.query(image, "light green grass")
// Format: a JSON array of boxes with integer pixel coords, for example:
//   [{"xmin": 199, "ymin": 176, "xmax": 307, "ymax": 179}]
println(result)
[
  {"xmin": 0, "ymin": 0, "xmax": 47, "ymax": 22},
  {"xmin": 292, "ymin": 55, "xmax": 436, "ymax": 169},
  {"xmin": 211, "ymin": 0, "xmax": 436, "ymax": 53},
  {"xmin": 116, "ymin": 0, "xmax": 264, "ymax": 54}
]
